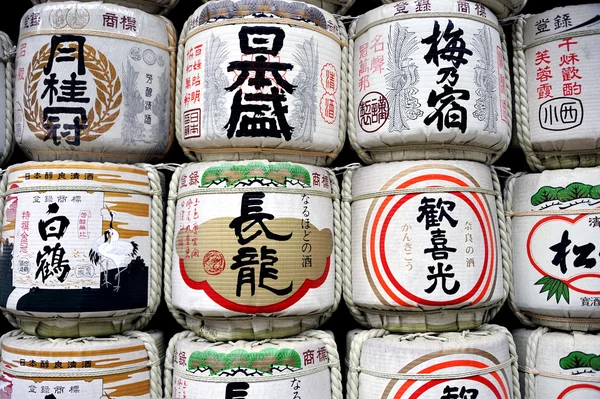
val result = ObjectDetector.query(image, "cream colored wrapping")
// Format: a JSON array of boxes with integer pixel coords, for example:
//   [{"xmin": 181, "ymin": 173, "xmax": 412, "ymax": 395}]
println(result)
[
  {"xmin": 175, "ymin": 0, "xmax": 348, "ymax": 167},
  {"xmin": 0, "ymin": 161, "xmax": 164, "ymax": 338},
  {"xmin": 199, "ymin": 0, "xmax": 357, "ymax": 16},
  {"xmin": 505, "ymin": 167, "xmax": 600, "ymax": 332},
  {"xmin": 342, "ymin": 161, "xmax": 509, "ymax": 333},
  {"xmin": 0, "ymin": 32, "xmax": 15, "ymax": 168},
  {"xmin": 164, "ymin": 160, "xmax": 342, "ymax": 341},
  {"xmin": 30, "ymin": 0, "xmax": 179, "ymax": 16},
  {"xmin": 15, "ymin": 1, "xmax": 176, "ymax": 163},
  {"xmin": 513, "ymin": 4, "xmax": 600, "ymax": 171},
  {"xmin": 348, "ymin": 0, "xmax": 512, "ymax": 165},
  {"xmin": 381, "ymin": 0, "xmax": 527, "ymax": 19},
  {"xmin": 0, "ymin": 329, "xmax": 164, "ymax": 398},
  {"xmin": 513, "ymin": 327, "xmax": 600, "ymax": 399},
  {"xmin": 346, "ymin": 324, "xmax": 520, "ymax": 399},
  {"xmin": 163, "ymin": 329, "xmax": 342, "ymax": 399}
]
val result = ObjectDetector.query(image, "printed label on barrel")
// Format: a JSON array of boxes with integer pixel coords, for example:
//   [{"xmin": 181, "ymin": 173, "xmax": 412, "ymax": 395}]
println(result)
[
  {"xmin": 353, "ymin": 163, "xmax": 501, "ymax": 309},
  {"xmin": 172, "ymin": 161, "xmax": 335, "ymax": 315},
  {"xmin": 354, "ymin": 1, "xmax": 509, "ymax": 150},
  {"xmin": 0, "ymin": 163, "xmax": 151, "ymax": 314},
  {"xmin": 172, "ymin": 340, "xmax": 332, "ymax": 398},
  {"xmin": 14, "ymin": 4, "xmax": 171, "ymax": 157},
  {"xmin": 180, "ymin": 0, "xmax": 342, "ymax": 154}
]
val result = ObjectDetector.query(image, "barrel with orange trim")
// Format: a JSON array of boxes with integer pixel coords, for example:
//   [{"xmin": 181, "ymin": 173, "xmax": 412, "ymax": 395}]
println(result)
[
  {"xmin": 0, "ymin": 161, "xmax": 164, "ymax": 338},
  {"xmin": 345, "ymin": 324, "xmax": 520, "ymax": 399},
  {"xmin": 341, "ymin": 160, "xmax": 508, "ymax": 332},
  {"xmin": 505, "ymin": 166, "xmax": 600, "ymax": 332},
  {"xmin": 0, "ymin": 329, "xmax": 165, "ymax": 398},
  {"xmin": 513, "ymin": 327, "xmax": 600, "ymax": 399}
]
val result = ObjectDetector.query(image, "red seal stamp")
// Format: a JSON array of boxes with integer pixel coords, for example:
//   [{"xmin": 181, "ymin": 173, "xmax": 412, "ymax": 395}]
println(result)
[{"xmin": 203, "ymin": 250, "xmax": 226, "ymax": 276}]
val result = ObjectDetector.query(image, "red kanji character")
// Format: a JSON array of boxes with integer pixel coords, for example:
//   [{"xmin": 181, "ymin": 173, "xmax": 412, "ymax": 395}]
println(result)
[
  {"xmin": 559, "ymin": 53, "xmax": 579, "ymax": 66},
  {"xmin": 537, "ymin": 83, "xmax": 553, "ymax": 99},
  {"xmin": 563, "ymin": 82, "xmax": 582, "ymax": 96},
  {"xmin": 535, "ymin": 49, "xmax": 551, "ymax": 65},
  {"xmin": 536, "ymin": 66, "xmax": 553, "ymax": 83},
  {"xmin": 558, "ymin": 37, "xmax": 578, "ymax": 52},
  {"xmin": 561, "ymin": 66, "xmax": 581, "ymax": 81}
]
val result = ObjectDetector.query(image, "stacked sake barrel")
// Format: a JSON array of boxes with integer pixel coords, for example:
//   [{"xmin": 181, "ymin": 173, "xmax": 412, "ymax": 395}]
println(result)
[
  {"xmin": 162, "ymin": 1, "xmax": 347, "ymax": 397},
  {"xmin": 0, "ymin": 3, "xmax": 173, "ymax": 397}
]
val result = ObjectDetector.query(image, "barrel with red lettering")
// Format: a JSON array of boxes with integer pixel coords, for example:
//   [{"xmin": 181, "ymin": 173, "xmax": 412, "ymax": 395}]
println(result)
[
  {"xmin": 0, "ymin": 329, "xmax": 165, "ymax": 398},
  {"xmin": 30, "ymin": 0, "xmax": 179, "ymax": 15},
  {"xmin": 346, "ymin": 324, "xmax": 519, "ymax": 399},
  {"xmin": 164, "ymin": 329, "xmax": 342, "ymax": 399},
  {"xmin": 513, "ymin": 327, "xmax": 600, "ymax": 399},
  {"xmin": 15, "ymin": 1, "xmax": 176, "ymax": 162},
  {"xmin": 513, "ymin": 4, "xmax": 600, "ymax": 171},
  {"xmin": 349, "ymin": 0, "xmax": 511, "ymax": 165},
  {"xmin": 342, "ymin": 160, "xmax": 508, "ymax": 332},
  {"xmin": 165, "ymin": 160, "xmax": 341, "ymax": 341},
  {"xmin": 176, "ymin": 0, "xmax": 347, "ymax": 167},
  {"xmin": 505, "ymin": 166, "xmax": 600, "ymax": 331},
  {"xmin": 0, "ymin": 31, "xmax": 14, "ymax": 168},
  {"xmin": 379, "ymin": 0, "xmax": 526, "ymax": 19}
]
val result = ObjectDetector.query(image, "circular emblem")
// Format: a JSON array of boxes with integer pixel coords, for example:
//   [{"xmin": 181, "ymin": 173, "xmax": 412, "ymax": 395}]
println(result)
[
  {"xmin": 130, "ymin": 47, "xmax": 142, "ymax": 61},
  {"xmin": 17, "ymin": 257, "xmax": 30, "ymax": 275},
  {"xmin": 358, "ymin": 91, "xmax": 389, "ymax": 133},
  {"xmin": 49, "ymin": 8, "xmax": 68, "ymax": 29},
  {"xmin": 66, "ymin": 6, "xmax": 90, "ymax": 29},
  {"xmin": 203, "ymin": 250, "xmax": 226, "ymax": 276},
  {"xmin": 157, "ymin": 54, "xmax": 165, "ymax": 67},
  {"xmin": 143, "ymin": 49, "xmax": 157, "ymax": 66}
]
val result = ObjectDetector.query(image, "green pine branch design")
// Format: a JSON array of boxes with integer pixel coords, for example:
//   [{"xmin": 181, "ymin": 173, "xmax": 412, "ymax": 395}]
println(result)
[{"xmin": 535, "ymin": 275, "xmax": 570, "ymax": 304}]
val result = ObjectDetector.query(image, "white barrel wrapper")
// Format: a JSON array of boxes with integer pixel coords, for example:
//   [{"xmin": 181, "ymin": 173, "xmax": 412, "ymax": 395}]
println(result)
[
  {"xmin": 166, "ymin": 160, "xmax": 340, "ymax": 341},
  {"xmin": 15, "ymin": 1, "xmax": 175, "ymax": 163},
  {"xmin": 30, "ymin": 0, "xmax": 179, "ymax": 15},
  {"xmin": 346, "ymin": 324, "xmax": 519, "ymax": 399},
  {"xmin": 0, "ymin": 31, "xmax": 14, "ymax": 168},
  {"xmin": 514, "ymin": 4, "xmax": 600, "ymax": 171},
  {"xmin": 177, "ymin": 0, "xmax": 347, "ymax": 166},
  {"xmin": 342, "ymin": 160, "xmax": 507, "ymax": 332},
  {"xmin": 0, "ymin": 329, "xmax": 164, "ymax": 398},
  {"xmin": 0, "ymin": 161, "xmax": 164, "ymax": 338},
  {"xmin": 506, "ymin": 167, "xmax": 600, "ymax": 331},
  {"xmin": 513, "ymin": 327, "xmax": 600, "ymax": 399},
  {"xmin": 164, "ymin": 329, "xmax": 342, "ymax": 399},
  {"xmin": 350, "ymin": 0, "xmax": 511, "ymax": 165},
  {"xmin": 380, "ymin": 0, "xmax": 527, "ymax": 19}
]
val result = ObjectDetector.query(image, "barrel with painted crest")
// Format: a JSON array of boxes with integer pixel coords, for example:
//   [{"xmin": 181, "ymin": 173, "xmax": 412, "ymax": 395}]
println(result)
[
  {"xmin": 346, "ymin": 324, "xmax": 520, "ymax": 399},
  {"xmin": 15, "ymin": 1, "xmax": 176, "ymax": 162},
  {"xmin": 342, "ymin": 160, "xmax": 508, "ymax": 332},
  {"xmin": 513, "ymin": 4, "xmax": 600, "ymax": 171},
  {"xmin": 163, "ymin": 329, "xmax": 342, "ymax": 399},
  {"xmin": 176, "ymin": 0, "xmax": 347, "ymax": 166},
  {"xmin": 165, "ymin": 160, "xmax": 340, "ymax": 341},
  {"xmin": 0, "ymin": 161, "xmax": 164, "ymax": 338},
  {"xmin": 513, "ymin": 327, "xmax": 600, "ymax": 399},
  {"xmin": 379, "ymin": 0, "xmax": 526, "ymax": 19},
  {"xmin": 505, "ymin": 166, "xmax": 600, "ymax": 331},
  {"xmin": 0, "ymin": 329, "xmax": 165, "ymax": 398},
  {"xmin": 349, "ymin": 0, "xmax": 512, "ymax": 165}
]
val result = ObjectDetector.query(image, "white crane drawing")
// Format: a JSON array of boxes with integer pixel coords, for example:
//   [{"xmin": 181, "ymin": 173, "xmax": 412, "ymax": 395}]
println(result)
[{"xmin": 89, "ymin": 206, "xmax": 139, "ymax": 292}]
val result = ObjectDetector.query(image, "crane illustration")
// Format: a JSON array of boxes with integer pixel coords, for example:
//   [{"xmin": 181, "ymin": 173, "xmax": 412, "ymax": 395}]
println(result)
[{"xmin": 89, "ymin": 206, "xmax": 139, "ymax": 291}]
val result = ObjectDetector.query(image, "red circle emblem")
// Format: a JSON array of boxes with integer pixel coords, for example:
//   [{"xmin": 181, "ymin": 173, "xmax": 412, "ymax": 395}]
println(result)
[{"xmin": 203, "ymin": 250, "xmax": 226, "ymax": 276}]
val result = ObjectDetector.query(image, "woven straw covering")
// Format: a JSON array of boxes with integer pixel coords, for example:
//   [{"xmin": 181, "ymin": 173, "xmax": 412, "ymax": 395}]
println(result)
[
  {"xmin": 342, "ymin": 161, "xmax": 511, "ymax": 333},
  {"xmin": 0, "ymin": 329, "xmax": 165, "ymax": 398},
  {"xmin": 163, "ymin": 329, "xmax": 342, "ymax": 399},
  {"xmin": 513, "ymin": 327, "xmax": 600, "ymax": 399},
  {"xmin": 505, "ymin": 167, "xmax": 600, "ymax": 332},
  {"xmin": 346, "ymin": 324, "xmax": 521, "ymax": 399},
  {"xmin": 348, "ymin": 0, "xmax": 512, "ymax": 165},
  {"xmin": 165, "ymin": 161, "xmax": 342, "ymax": 341},
  {"xmin": 199, "ymin": 0, "xmax": 356, "ymax": 16},
  {"xmin": 513, "ymin": 4, "xmax": 600, "ymax": 171},
  {"xmin": 0, "ymin": 31, "xmax": 14, "ymax": 168},
  {"xmin": 15, "ymin": 1, "xmax": 176, "ymax": 163},
  {"xmin": 0, "ymin": 161, "xmax": 164, "ymax": 338},
  {"xmin": 381, "ymin": 0, "xmax": 527, "ymax": 19},
  {"xmin": 30, "ymin": 0, "xmax": 179, "ymax": 15},
  {"xmin": 176, "ymin": 0, "xmax": 349, "ymax": 167}
]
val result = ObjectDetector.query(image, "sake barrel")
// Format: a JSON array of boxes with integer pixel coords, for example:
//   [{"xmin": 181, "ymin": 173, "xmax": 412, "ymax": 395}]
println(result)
[
  {"xmin": 165, "ymin": 160, "xmax": 340, "ymax": 341},
  {"xmin": 0, "ymin": 329, "xmax": 165, "ymax": 398},
  {"xmin": 164, "ymin": 329, "xmax": 342, "ymax": 399},
  {"xmin": 346, "ymin": 324, "xmax": 520, "ymax": 399},
  {"xmin": 505, "ymin": 167, "xmax": 600, "ymax": 332},
  {"xmin": 349, "ymin": 0, "xmax": 512, "ymax": 165},
  {"xmin": 176, "ymin": 0, "xmax": 348, "ymax": 167},
  {"xmin": 14, "ymin": 1, "xmax": 176, "ymax": 163},
  {"xmin": 513, "ymin": 4, "xmax": 600, "ymax": 171},
  {"xmin": 380, "ymin": 0, "xmax": 526, "ymax": 19},
  {"xmin": 0, "ymin": 32, "xmax": 14, "ymax": 168},
  {"xmin": 30, "ymin": 0, "xmax": 179, "ymax": 15},
  {"xmin": 513, "ymin": 327, "xmax": 600, "ymax": 399},
  {"xmin": 342, "ymin": 160, "xmax": 508, "ymax": 332},
  {"xmin": 0, "ymin": 161, "xmax": 164, "ymax": 338}
]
